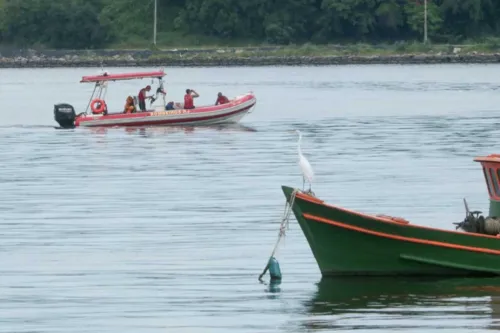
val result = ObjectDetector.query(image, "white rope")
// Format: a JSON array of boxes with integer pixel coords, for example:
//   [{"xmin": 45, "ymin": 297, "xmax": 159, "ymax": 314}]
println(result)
[
  {"xmin": 273, "ymin": 189, "xmax": 298, "ymax": 254},
  {"xmin": 258, "ymin": 189, "xmax": 299, "ymax": 281}
]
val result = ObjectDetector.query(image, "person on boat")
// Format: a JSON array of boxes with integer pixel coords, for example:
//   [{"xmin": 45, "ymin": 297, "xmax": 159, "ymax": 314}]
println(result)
[
  {"xmin": 165, "ymin": 101, "xmax": 175, "ymax": 110},
  {"xmin": 215, "ymin": 92, "xmax": 229, "ymax": 105},
  {"xmin": 184, "ymin": 89, "xmax": 199, "ymax": 109},
  {"xmin": 124, "ymin": 96, "xmax": 136, "ymax": 113},
  {"xmin": 138, "ymin": 85, "xmax": 152, "ymax": 111}
]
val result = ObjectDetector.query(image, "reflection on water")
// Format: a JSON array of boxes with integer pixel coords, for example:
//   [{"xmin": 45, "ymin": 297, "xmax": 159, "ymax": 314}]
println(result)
[
  {"xmin": 55, "ymin": 123, "xmax": 259, "ymax": 136},
  {"xmin": 302, "ymin": 277, "xmax": 500, "ymax": 331},
  {"xmin": 263, "ymin": 280, "xmax": 283, "ymax": 300},
  {"xmin": 113, "ymin": 123, "xmax": 258, "ymax": 136}
]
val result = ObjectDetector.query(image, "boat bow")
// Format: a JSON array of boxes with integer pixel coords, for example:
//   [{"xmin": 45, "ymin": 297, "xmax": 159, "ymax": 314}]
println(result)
[{"xmin": 281, "ymin": 185, "xmax": 500, "ymax": 277}]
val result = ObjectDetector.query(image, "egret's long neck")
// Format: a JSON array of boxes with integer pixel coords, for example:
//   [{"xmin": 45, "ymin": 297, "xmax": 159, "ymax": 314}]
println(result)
[{"xmin": 297, "ymin": 134, "xmax": 303, "ymax": 156}]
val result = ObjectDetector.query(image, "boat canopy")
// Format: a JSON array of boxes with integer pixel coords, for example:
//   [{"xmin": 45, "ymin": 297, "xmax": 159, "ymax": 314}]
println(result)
[
  {"xmin": 474, "ymin": 154, "xmax": 500, "ymax": 164},
  {"xmin": 80, "ymin": 70, "xmax": 166, "ymax": 83},
  {"xmin": 475, "ymin": 154, "xmax": 500, "ymax": 202}
]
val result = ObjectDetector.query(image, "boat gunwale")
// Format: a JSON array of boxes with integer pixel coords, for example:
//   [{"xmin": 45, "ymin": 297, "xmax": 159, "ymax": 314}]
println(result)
[
  {"xmin": 77, "ymin": 93, "xmax": 255, "ymax": 120},
  {"xmin": 77, "ymin": 104, "xmax": 254, "ymax": 127},
  {"xmin": 290, "ymin": 189, "xmax": 500, "ymax": 240},
  {"xmin": 302, "ymin": 212, "xmax": 500, "ymax": 256},
  {"xmin": 75, "ymin": 94, "xmax": 256, "ymax": 127}
]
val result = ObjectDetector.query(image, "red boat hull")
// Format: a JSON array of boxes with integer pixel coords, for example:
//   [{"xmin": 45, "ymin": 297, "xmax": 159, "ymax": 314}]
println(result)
[{"xmin": 74, "ymin": 93, "xmax": 256, "ymax": 127}]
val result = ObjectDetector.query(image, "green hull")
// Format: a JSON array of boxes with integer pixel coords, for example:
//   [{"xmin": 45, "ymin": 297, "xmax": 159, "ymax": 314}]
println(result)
[{"xmin": 282, "ymin": 186, "xmax": 500, "ymax": 277}]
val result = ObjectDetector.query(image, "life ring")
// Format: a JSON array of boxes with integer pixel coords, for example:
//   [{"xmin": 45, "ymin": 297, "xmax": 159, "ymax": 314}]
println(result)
[{"xmin": 90, "ymin": 98, "xmax": 106, "ymax": 114}]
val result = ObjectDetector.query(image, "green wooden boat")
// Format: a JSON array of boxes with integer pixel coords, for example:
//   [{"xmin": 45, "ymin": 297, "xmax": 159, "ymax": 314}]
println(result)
[{"xmin": 282, "ymin": 154, "xmax": 500, "ymax": 277}]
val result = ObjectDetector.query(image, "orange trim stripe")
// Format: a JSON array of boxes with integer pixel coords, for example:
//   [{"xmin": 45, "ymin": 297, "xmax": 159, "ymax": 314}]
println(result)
[
  {"xmin": 295, "ymin": 191, "xmax": 500, "ymax": 240},
  {"xmin": 297, "ymin": 193, "xmax": 324, "ymax": 204},
  {"xmin": 303, "ymin": 213, "xmax": 500, "ymax": 256}
]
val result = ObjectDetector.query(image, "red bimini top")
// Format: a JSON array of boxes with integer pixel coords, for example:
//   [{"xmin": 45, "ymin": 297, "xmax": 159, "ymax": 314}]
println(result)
[{"xmin": 80, "ymin": 70, "xmax": 166, "ymax": 83}]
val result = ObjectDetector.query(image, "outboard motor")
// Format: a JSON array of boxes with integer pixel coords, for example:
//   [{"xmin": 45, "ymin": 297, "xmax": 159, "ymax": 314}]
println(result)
[{"xmin": 54, "ymin": 103, "xmax": 76, "ymax": 128}]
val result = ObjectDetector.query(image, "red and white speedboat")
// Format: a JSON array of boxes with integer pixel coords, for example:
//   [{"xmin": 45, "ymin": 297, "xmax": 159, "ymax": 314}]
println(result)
[{"xmin": 53, "ymin": 69, "xmax": 257, "ymax": 128}]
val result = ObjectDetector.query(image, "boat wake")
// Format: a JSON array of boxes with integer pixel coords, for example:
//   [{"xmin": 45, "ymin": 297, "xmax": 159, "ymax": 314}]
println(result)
[{"xmin": 0, "ymin": 125, "xmax": 58, "ymax": 129}]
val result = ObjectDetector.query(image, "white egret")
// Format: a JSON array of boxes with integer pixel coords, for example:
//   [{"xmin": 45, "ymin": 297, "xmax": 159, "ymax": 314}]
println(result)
[{"xmin": 295, "ymin": 129, "xmax": 314, "ymax": 192}]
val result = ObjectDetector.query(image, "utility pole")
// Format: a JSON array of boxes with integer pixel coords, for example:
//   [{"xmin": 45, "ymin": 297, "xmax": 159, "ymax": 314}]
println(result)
[
  {"xmin": 423, "ymin": 0, "xmax": 428, "ymax": 44},
  {"xmin": 153, "ymin": 0, "xmax": 157, "ymax": 46}
]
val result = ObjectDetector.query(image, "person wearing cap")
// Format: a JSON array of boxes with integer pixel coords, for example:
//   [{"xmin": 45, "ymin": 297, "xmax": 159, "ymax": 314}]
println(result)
[
  {"xmin": 215, "ymin": 92, "xmax": 229, "ymax": 105},
  {"xmin": 137, "ymin": 85, "xmax": 152, "ymax": 111}
]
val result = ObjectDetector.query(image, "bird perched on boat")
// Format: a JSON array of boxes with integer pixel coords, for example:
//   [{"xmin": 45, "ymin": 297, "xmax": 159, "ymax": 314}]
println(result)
[{"xmin": 294, "ymin": 129, "xmax": 314, "ymax": 193}]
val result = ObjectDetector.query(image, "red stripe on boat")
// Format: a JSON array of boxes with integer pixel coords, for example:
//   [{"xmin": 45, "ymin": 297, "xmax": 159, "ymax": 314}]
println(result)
[{"xmin": 77, "ymin": 105, "xmax": 253, "ymax": 127}]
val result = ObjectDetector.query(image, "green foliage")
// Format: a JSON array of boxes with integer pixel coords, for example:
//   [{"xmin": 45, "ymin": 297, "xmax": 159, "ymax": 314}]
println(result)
[
  {"xmin": 375, "ymin": 1, "xmax": 404, "ymax": 31},
  {"xmin": 1, "ymin": 0, "xmax": 500, "ymax": 49},
  {"xmin": 320, "ymin": 0, "xmax": 379, "ymax": 38},
  {"xmin": 0, "ymin": 0, "xmax": 112, "ymax": 49},
  {"xmin": 439, "ymin": 0, "xmax": 494, "ymax": 38},
  {"xmin": 404, "ymin": 1, "xmax": 443, "ymax": 38},
  {"xmin": 100, "ymin": 0, "xmax": 153, "ymax": 42}
]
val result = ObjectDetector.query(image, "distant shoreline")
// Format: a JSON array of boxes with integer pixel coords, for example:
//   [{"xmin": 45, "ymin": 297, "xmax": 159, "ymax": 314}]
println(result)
[{"xmin": 1, "ymin": 47, "xmax": 500, "ymax": 68}]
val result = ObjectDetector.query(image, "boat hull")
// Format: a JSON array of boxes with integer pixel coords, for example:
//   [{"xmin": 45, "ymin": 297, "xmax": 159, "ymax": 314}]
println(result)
[
  {"xmin": 74, "ymin": 93, "xmax": 256, "ymax": 128},
  {"xmin": 281, "ymin": 185, "xmax": 500, "ymax": 277}
]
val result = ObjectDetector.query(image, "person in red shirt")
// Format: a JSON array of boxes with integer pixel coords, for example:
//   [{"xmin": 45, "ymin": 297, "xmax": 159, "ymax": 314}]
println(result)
[
  {"xmin": 184, "ymin": 89, "xmax": 199, "ymax": 109},
  {"xmin": 215, "ymin": 92, "xmax": 229, "ymax": 105},
  {"xmin": 137, "ymin": 85, "xmax": 152, "ymax": 111}
]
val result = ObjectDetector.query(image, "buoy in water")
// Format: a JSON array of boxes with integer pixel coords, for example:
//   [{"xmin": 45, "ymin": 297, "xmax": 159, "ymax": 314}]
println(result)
[{"xmin": 268, "ymin": 257, "xmax": 282, "ymax": 281}]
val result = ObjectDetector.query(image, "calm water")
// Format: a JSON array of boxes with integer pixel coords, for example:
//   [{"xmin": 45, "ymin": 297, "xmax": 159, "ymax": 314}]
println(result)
[{"xmin": 2, "ymin": 64, "xmax": 500, "ymax": 332}]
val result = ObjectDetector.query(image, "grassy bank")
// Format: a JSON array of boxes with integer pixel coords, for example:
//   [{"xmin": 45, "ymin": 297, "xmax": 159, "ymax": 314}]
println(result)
[
  {"xmin": 149, "ymin": 41, "xmax": 500, "ymax": 58},
  {"xmin": 107, "ymin": 31, "xmax": 262, "ymax": 50},
  {"xmin": 106, "ymin": 32, "xmax": 500, "ymax": 53},
  {"xmin": 2, "ymin": 40, "xmax": 500, "ymax": 68},
  {"xmin": 107, "ymin": 31, "xmax": 500, "ymax": 52}
]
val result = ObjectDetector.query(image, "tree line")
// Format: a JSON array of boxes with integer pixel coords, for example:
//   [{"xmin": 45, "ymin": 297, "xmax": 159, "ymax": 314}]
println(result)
[{"xmin": 0, "ymin": 0, "xmax": 499, "ymax": 49}]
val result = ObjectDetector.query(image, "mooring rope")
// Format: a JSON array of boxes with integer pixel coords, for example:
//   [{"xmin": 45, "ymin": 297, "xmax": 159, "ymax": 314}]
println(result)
[{"xmin": 258, "ymin": 189, "xmax": 299, "ymax": 281}]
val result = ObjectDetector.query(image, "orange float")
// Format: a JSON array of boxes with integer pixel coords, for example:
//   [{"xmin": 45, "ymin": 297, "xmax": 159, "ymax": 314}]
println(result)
[{"xmin": 90, "ymin": 98, "xmax": 106, "ymax": 114}]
